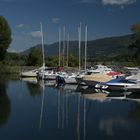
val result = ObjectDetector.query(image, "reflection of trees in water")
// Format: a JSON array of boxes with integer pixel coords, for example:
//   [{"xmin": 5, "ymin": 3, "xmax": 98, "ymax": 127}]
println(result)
[
  {"xmin": 26, "ymin": 82, "xmax": 42, "ymax": 97},
  {"xmin": 0, "ymin": 78, "xmax": 11, "ymax": 126}
]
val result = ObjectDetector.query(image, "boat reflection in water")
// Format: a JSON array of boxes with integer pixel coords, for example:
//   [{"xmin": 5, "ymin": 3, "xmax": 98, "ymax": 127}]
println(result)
[
  {"xmin": 55, "ymin": 84, "xmax": 88, "ymax": 140},
  {"xmin": 2, "ymin": 76, "xmax": 140, "ymax": 140},
  {"xmin": 54, "ymin": 84, "xmax": 140, "ymax": 139}
]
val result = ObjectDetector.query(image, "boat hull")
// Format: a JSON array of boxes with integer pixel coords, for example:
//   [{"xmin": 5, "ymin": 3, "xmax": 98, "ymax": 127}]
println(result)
[
  {"xmin": 82, "ymin": 79, "xmax": 99, "ymax": 86},
  {"xmin": 101, "ymin": 82, "xmax": 135, "ymax": 91},
  {"xmin": 56, "ymin": 76, "xmax": 77, "ymax": 84},
  {"xmin": 20, "ymin": 72, "xmax": 37, "ymax": 77}
]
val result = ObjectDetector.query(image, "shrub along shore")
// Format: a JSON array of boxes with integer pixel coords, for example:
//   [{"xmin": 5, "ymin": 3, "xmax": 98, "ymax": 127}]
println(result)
[
  {"xmin": 0, "ymin": 65, "xmax": 38, "ymax": 75},
  {"xmin": 0, "ymin": 64, "xmax": 79, "ymax": 75}
]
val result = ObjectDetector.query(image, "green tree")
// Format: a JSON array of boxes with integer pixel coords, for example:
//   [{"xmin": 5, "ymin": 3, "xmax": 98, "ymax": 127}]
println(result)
[
  {"xmin": 46, "ymin": 56, "xmax": 58, "ymax": 67},
  {"xmin": 45, "ymin": 54, "xmax": 78, "ymax": 67},
  {"xmin": 26, "ymin": 48, "xmax": 43, "ymax": 66},
  {"xmin": 131, "ymin": 24, "xmax": 140, "ymax": 39},
  {"xmin": 130, "ymin": 24, "xmax": 140, "ymax": 49},
  {"xmin": 68, "ymin": 54, "xmax": 78, "ymax": 67},
  {"xmin": 0, "ymin": 16, "xmax": 12, "ymax": 60}
]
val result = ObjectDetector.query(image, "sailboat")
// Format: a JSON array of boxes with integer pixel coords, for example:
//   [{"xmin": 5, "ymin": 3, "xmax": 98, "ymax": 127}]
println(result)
[
  {"xmin": 20, "ymin": 68, "xmax": 39, "ymax": 77},
  {"xmin": 37, "ymin": 27, "xmax": 65, "ymax": 80},
  {"xmin": 76, "ymin": 25, "xmax": 88, "ymax": 85},
  {"xmin": 21, "ymin": 23, "xmax": 45, "ymax": 78},
  {"xmin": 56, "ymin": 24, "xmax": 82, "ymax": 85}
]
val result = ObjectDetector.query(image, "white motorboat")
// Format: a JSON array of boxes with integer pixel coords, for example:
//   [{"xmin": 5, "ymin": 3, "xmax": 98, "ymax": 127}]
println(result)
[
  {"xmin": 56, "ymin": 72, "xmax": 77, "ymax": 84},
  {"xmin": 87, "ymin": 65, "xmax": 112, "ymax": 74},
  {"xmin": 37, "ymin": 67, "xmax": 57, "ymax": 80},
  {"xmin": 124, "ymin": 67, "xmax": 139, "ymax": 74},
  {"xmin": 126, "ymin": 71, "xmax": 140, "ymax": 82},
  {"xmin": 95, "ymin": 76, "xmax": 136, "ymax": 91}
]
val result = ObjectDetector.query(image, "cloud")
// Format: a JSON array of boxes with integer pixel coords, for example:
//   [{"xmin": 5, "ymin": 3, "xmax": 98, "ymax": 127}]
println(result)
[
  {"xmin": 102, "ymin": 0, "xmax": 137, "ymax": 5},
  {"xmin": 16, "ymin": 24, "xmax": 24, "ymax": 28},
  {"xmin": 52, "ymin": 18, "xmax": 60, "ymax": 23},
  {"xmin": 99, "ymin": 118, "xmax": 131, "ymax": 136},
  {"xmin": 7, "ymin": 48, "xmax": 19, "ymax": 53},
  {"xmin": 30, "ymin": 31, "xmax": 41, "ymax": 38}
]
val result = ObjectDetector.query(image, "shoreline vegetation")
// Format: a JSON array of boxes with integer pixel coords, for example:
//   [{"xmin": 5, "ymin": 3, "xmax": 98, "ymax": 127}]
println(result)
[
  {"xmin": 0, "ymin": 62, "xmax": 138, "ymax": 75},
  {"xmin": 0, "ymin": 65, "xmax": 37, "ymax": 75},
  {"xmin": 0, "ymin": 64, "xmax": 80, "ymax": 75}
]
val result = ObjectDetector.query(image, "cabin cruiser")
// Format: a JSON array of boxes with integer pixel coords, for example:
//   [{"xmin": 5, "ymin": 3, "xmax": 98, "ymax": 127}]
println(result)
[
  {"xmin": 124, "ymin": 67, "xmax": 139, "ymax": 74},
  {"xmin": 95, "ymin": 76, "xmax": 137, "ymax": 91},
  {"xmin": 126, "ymin": 71, "xmax": 140, "ymax": 82},
  {"xmin": 86, "ymin": 65, "xmax": 112, "ymax": 74},
  {"xmin": 75, "ymin": 65, "xmax": 121, "ymax": 86}
]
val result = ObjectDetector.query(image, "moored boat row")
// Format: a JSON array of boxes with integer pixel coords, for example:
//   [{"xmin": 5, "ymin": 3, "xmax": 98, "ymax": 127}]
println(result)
[{"xmin": 20, "ymin": 64, "xmax": 140, "ymax": 93}]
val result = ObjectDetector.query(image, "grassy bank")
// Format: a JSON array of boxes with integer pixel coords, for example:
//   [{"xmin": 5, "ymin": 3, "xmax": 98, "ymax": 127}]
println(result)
[
  {"xmin": 0, "ymin": 65, "xmax": 38, "ymax": 75},
  {"xmin": 0, "ymin": 66, "xmax": 21, "ymax": 74}
]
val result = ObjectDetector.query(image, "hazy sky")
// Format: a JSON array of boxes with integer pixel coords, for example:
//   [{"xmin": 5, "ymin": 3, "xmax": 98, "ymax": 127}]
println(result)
[{"xmin": 0, "ymin": 0, "xmax": 140, "ymax": 52}]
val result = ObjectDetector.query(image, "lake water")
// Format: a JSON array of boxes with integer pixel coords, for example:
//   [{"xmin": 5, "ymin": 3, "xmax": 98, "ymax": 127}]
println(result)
[{"xmin": 1, "ymin": 76, "xmax": 140, "ymax": 140}]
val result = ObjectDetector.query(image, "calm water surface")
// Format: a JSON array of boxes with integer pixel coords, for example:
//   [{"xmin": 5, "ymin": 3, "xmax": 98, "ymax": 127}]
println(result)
[{"xmin": 0, "ymin": 76, "xmax": 140, "ymax": 140}]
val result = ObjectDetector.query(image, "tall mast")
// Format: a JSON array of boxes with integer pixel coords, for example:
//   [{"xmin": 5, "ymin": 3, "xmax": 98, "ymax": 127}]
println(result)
[
  {"xmin": 40, "ymin": 22, "xmax": 45, "ymax": 68},
  {"xmin": 63, "ymin": 26, "xmax": 66, "ymax": 67},
  {"xmin": 67, "ymin": 33, "xmax": 69, "ymax": 67},
  {"xmin": 85, "ymin": 25, "xmax": 87, "ymax": 72},
  {"xmin": 59, "ymin": 27, "xmax": 61, "ymax": 67},
  {"xmin": 78, "ymin": 22, "xmax": 82, "ymax": 72}
]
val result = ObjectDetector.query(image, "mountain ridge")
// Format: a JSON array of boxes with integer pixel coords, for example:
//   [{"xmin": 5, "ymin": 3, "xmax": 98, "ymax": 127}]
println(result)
[{"xmin": 20, "ymin": 34, "xmax": 133, "ymax": 59}]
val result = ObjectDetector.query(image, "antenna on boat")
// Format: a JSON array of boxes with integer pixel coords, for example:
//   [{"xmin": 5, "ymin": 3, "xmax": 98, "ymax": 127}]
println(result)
[
  {"xmin": 40, "ymin": 22, "xmax": 45, "ymax": 68},
  {"xmin": 78, "ymin": 22, "xmax": 82, "ymax": 72},
  {"xmin": 59, "ymin": 27, "xmax": 61, "ymax": 67},
  {"xmin": 85, "ymin": 25, "xmax": 87, "ymax": 72}
]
